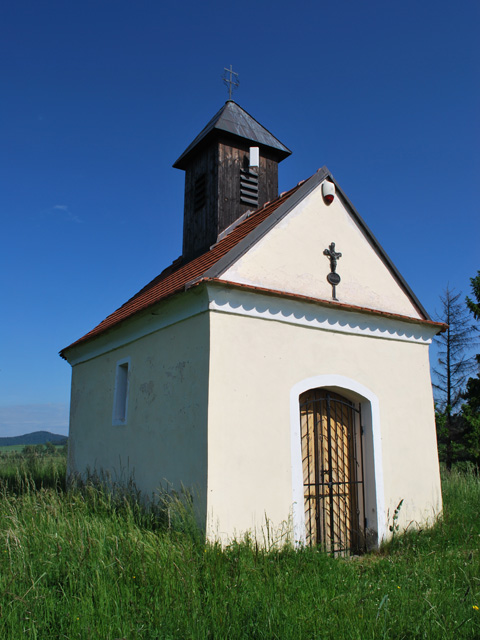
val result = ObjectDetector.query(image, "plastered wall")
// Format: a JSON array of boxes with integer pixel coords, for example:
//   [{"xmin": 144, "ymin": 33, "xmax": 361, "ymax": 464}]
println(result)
[
  {"xmin": 206, "ymin": 309, "xmax": 442, "ymax": 544},
  {"xmin": 67, "ymin": 286, "xmax": 441, "ymax": 546},
  {"xmin": 68, "ymin": 312, "xmax": 210, "ymax": 523}
]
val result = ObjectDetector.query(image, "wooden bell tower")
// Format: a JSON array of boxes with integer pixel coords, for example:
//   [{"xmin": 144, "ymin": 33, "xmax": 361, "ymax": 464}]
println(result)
[{"xmin": 173, "ymin": 100, "xmax": 291, "ymax": 260}]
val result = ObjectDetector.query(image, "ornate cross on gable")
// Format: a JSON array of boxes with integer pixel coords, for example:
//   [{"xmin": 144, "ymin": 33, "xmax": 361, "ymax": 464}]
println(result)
[
  {"xmin": 323, "ymin": 242, "xmax": 342, "ymax": 300},
  {"xmin": 223, "ymin": 65, "xmax": 239, "ymax": 100}
]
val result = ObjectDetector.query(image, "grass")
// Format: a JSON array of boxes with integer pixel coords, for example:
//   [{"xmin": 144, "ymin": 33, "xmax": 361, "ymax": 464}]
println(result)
[
  {"xmin": 0, "ymin": 450, "xmax": 67, "ymax": 492},
  {"xmin": 0, "ymin": 457, "xmax": 479, "ymax": 639},
  {"xmin": 0, "ymin": 445, "xmax": 26, "ymax": 453},
  {"xmin": 0, "ymin": 444, "xmax": 66, "ymax": 453}
]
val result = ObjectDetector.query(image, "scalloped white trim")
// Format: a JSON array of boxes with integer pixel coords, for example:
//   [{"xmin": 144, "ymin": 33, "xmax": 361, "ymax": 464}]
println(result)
[{"xmin": 206, "ymin": 285, "xmax": 437, "ymax": 344}]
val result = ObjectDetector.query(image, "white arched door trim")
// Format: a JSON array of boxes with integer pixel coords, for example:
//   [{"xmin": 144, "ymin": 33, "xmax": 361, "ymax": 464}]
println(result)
[{"xmin": 290, "ymin": 374, "xmax": 386, "ymax": 547}]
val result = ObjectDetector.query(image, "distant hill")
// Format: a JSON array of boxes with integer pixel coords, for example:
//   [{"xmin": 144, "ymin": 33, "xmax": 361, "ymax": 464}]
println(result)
[{"xmin": 0, "ymin": 431, "xmax": 68, "ymax": 447}]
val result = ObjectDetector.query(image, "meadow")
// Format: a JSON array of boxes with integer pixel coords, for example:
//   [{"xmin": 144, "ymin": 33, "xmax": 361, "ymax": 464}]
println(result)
[
  {"xmin": 0, "ymin": 450, "xmax": 479, "ymax": 639},
  {"xmin": 0, "ymin": 445, "xmax": 26, "ymax": 453}
]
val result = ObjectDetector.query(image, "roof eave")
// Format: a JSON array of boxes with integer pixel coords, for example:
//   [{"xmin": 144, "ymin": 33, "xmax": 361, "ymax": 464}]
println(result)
[
  {"xmin": 59, "ymin": 282, "xmax": 196, "ymax": 362},
  {"xmin": 198, "ymin": 278, "xmax": 446, "ymax": 333},
  {"xmin": 173, "ymin": 129, "xmax": 291, "ymax": 170},
  {"xmin": 172, "ymin": 100, "xmax": 292, "ymax": 170}
]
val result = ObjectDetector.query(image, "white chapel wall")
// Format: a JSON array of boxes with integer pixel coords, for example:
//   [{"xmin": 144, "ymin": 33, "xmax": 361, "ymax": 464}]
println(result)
[
  {"xmin": 205, "ymin": 305, "xmax": 442, "ymax": 545},
  {"xmin": 68, "ymin": 311, "xmax": 210, "ymax": 516}
]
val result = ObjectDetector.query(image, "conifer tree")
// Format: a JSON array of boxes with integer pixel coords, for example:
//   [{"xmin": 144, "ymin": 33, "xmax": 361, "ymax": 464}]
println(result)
[
  {"xmin": 461, "ymin": 271, "xmax": 480, "ymax": 464},
  {"xmin": 466, "ymin": 270, "xmax": 480, "ymax": 321},
  {"xmin": 461, "ymin": 376, "xmax": 480, "ymax": 465},
  {"xmin": 433, "ymin": 286, "xmax": 477, "ymax": 469}
]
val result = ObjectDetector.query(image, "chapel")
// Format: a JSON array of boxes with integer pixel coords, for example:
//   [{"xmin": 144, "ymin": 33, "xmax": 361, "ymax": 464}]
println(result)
[{"xmin": 61, "ymin": 99, "xmax": 444, "ymax": 552}]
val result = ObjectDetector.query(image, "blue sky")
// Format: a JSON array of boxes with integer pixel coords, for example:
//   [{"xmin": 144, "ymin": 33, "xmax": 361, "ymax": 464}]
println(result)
[{"xmin": 1, "ymin": 0, "xmax": 478, "ymax": 437}]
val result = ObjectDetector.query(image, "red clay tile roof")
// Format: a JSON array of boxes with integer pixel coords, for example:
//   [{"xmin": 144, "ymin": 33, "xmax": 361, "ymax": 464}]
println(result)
[{"xmin": 61, "ymin": 183, "xmax": 302, "ymax": 357}]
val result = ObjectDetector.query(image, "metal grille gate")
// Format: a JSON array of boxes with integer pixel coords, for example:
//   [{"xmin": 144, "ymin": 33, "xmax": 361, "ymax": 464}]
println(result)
[{"xmin": 300, "ymin": 389, "xmax": 366, "ymax": 554}]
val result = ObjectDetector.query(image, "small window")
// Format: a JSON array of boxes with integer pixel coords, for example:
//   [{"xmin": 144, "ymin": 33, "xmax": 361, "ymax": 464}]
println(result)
[
  {"xmin": 112, "ymin": 358, "xmax": 130, "ymax": 425},
  {"xmin": 240, "ymin": 167, "xmax": 259, "ymax": 206},
  {"xmin": 194, "ymin": 173, "xmax": 206, "ymax": 211}
]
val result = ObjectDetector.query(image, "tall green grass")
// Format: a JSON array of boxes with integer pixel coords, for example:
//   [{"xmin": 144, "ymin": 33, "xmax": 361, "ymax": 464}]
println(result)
[
  {"xmin": 0, "ymin": 451, "xmax": 66, "ymax": 492},
  {"xmin": 0, "ymin": 464, "xmax": 479, "ymax": 639}
]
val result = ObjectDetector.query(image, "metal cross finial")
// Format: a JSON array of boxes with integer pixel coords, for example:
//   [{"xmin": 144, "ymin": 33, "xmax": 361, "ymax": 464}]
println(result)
[
  {"xmin": 323, "ymin": 242, "xmax": 342, "ymax": 300},
  {"xmin": 222, "ymin": 65, "xmax": 239, "ymax": 100},
  {"xmin": 324, "ymin": 242, "xmax": 342, "ymax": 273}
]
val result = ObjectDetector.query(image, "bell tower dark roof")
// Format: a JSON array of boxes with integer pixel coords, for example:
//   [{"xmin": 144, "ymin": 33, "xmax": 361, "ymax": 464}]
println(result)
[
  {"xmin": 174, "ymin": 100, "xmax": 291, "ymax": 260},
  {"xmin": 173, "ymin": 100, "xmax": 291, "ymax": 170}
]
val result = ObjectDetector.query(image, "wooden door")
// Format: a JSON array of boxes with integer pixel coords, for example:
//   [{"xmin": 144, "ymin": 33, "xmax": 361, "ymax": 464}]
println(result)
[{"xmin": 300, "ymin": 389, "xmax": 365, "ymax": 554}]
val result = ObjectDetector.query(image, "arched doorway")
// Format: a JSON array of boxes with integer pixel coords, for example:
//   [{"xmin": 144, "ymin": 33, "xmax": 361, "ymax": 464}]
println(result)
[{"xmin": 300, "ymin": 388, "xmax": 365, "ymax": 554}]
